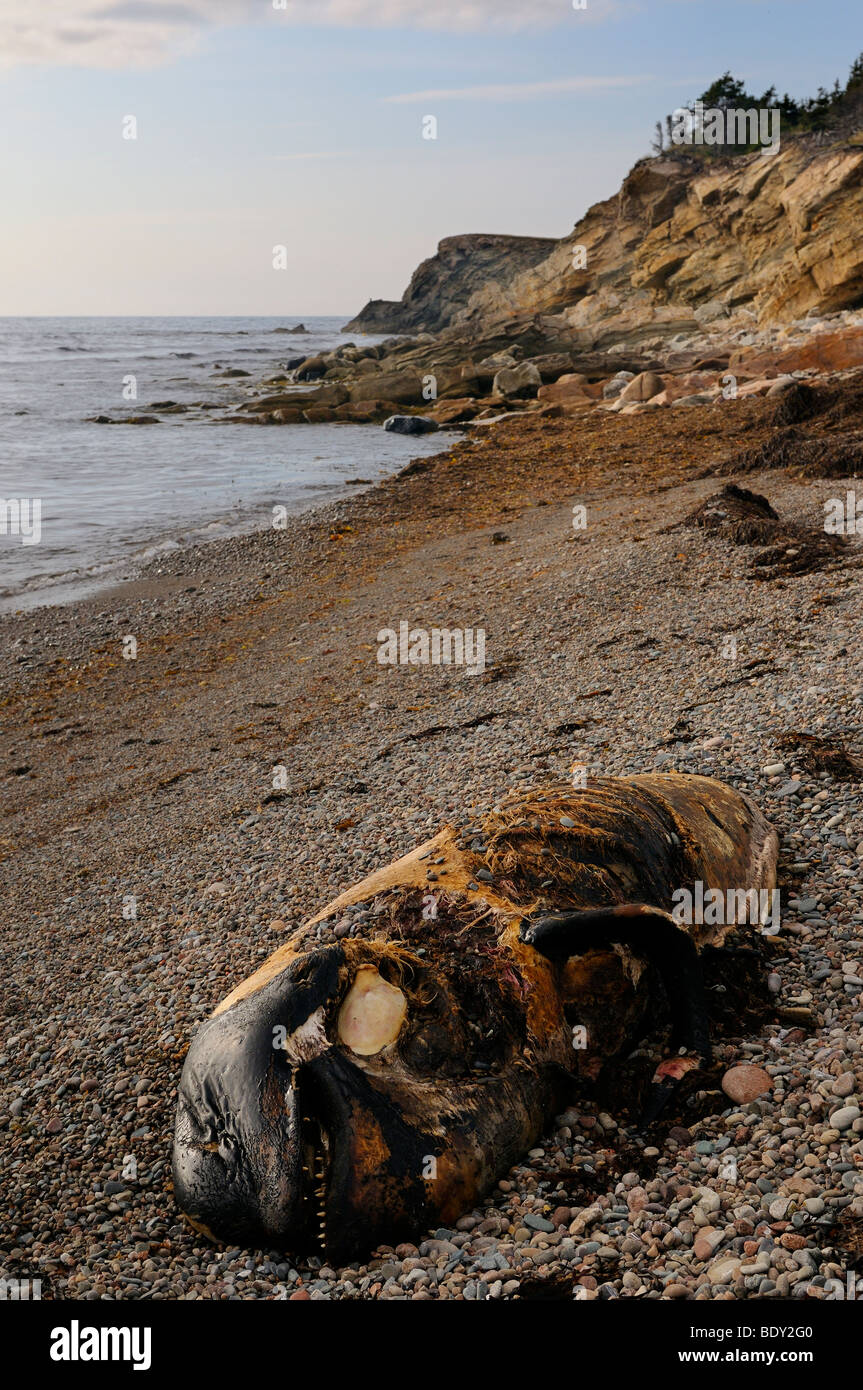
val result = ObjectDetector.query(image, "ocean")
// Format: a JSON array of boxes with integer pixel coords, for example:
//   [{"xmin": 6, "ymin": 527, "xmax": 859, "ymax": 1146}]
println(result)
[{"xmin": 0, "ymin": 316, "xmax": 449, "ymax": 612}]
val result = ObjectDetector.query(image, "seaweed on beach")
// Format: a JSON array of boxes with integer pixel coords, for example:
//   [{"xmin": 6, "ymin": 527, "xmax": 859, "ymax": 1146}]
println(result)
[
  {"xmin": 747, "ymin": 528, "xmax": 849, "ymax": 577},
  {"xmin": 310, "ymin": 887, "xmax": 530, "ymax": 1076},
  {"xmin": 684, "ymin": 483, "xmax": 779, "ymax": 539},
  {"xmin": 770, "ymin": 381, "xmax": 828, "ymax": 428},
  {"xmin": 823, "ymin": 1210, "xmax": 863, "ymax": 1270},
  {"xmin": 775, "ymin": 731, "xmax": 863, "ymax": 781},
  {"xmin": 682, "ymin": 483, "xmax": 848, "ymax": 577},
  {"xmin": 713, "ymin": 377, "xmax": 863, "ymax": 478},
  {"xmin": 731, "ymin": 427, "xmax": 863, "ymax": 478},
  {"xmin": 821, "ymin": 375, "xmax": 863, "ymax": 426},
  {"xmin": 516, "ymin": 1272, "xmax": 578, "ymax": 1300}
]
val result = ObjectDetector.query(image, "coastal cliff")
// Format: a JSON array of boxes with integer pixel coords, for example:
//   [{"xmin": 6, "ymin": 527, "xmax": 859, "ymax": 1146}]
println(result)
[
  {"xmin": 343, "ymin": 233, "xmax": 558, "ymax": 335},
  {"xmin": 345, "ymin": 133, "xmax": 863, "ymax": 353},
  {"xmin": 209, "ymin": 80, "xmax": 863, "ymax": 431},
  {"xmin": 457, "ymin": 140, "xmax": 863, "ymax": 348}
]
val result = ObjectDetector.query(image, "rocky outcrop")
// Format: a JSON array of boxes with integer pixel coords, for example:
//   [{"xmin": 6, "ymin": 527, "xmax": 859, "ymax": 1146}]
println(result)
[
  {"xmin": 343, "ymin": 233, "xmax": 558, "ymax": 335},
  {"xmin": 444, "ymin": 141, "xmax": 863, "ymax": 348},
  {"xmin": 234, "ymin": 129, "xmax": 863, "ymax": 431},
  {"xmin": 345, "ymin": 133, "xmax": 863, "ymax": 356}
]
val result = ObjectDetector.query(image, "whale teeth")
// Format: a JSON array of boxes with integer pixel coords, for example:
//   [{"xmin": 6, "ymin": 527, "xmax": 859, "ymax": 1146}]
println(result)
[{"xmin": 299, "ymin": 1109, "xmax": 330, "ymax": 1250}]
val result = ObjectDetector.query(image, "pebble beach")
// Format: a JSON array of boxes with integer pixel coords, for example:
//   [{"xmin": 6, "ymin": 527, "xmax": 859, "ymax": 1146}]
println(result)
[{"xmin": 2, "ymin": 391, "xmax": 863, "ymax": 1302}]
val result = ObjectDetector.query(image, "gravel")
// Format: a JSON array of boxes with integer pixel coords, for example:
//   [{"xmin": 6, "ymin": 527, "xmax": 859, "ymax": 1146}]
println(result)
[{"xmin": 1, "ymin": 399, "xmax": 862, "ymax": 1300}]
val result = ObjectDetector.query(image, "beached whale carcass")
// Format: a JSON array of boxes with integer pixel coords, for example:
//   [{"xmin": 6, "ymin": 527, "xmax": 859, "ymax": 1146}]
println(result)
[{"xmin": 172, "ymin": 773, "xmax": 778, "ymax": 1261}]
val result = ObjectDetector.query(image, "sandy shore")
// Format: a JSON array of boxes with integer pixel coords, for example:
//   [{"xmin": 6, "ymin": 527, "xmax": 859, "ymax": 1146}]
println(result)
[{"xmin": 2, "ymin": 395, "xmax": 863, "ymax": 1300}]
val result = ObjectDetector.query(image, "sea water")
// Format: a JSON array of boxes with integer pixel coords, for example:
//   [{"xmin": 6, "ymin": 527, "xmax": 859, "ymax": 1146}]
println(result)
[{"xmin": 0, "ymin": 316, "xmax": 449, "ymax": 610}]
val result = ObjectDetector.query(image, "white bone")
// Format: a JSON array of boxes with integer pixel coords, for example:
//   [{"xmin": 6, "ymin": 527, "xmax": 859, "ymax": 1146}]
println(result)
[{"xmin": 337, "ymin": 966, "xmax": 406, "ymax": 1056}]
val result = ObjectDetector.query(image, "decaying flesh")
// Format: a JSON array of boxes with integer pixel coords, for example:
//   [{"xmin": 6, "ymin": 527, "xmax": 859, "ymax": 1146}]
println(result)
[{"xmin": 172, "ymin": 773, "xmax": 778, "ymax": 1261}]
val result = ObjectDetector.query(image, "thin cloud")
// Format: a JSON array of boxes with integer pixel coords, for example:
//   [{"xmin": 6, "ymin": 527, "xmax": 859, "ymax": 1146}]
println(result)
[
  {"xmin": 384, "ymin": 74, "xmax": 656, "ymax": 103},
  {"xmin": 0, "ymin": 0, "xmax": 635, "ymax": 70},
  {"xmin": 271, "ymin": 151, "xmax": 351, "ymax": 160}
]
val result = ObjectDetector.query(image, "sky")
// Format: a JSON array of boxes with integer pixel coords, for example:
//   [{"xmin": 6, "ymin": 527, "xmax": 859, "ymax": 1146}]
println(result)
[{"xmin": 0, "ymin": 0, "xmax": 860, "ymax": 317}]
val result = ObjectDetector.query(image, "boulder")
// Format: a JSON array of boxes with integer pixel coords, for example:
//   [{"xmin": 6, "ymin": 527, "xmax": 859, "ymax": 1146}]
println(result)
[
  {"xmin": 493, "ymin": 361, "xmax": 542, "ymax": 399},
  {"xmin": 529, "ymin": 353, "xmax": 574, "ymax": 382},
  {"xmin": 733, "ymin": 378, "xmax": 775, "ymax": 398},
  {"xmin": 258, "ymin": 382, "xmax": 349, "ymax": 409},
  {"xmin": 431, "ymin": 398, "xmax": 478, "ymax": 424},
  {"xmin": 457, "ymin": 362, "xmax": 494, "ymax": 394},
  {"xmin": 619, "ymin": 370, "xmax": 665, "ymax": 403},
  {"xmin": 303, "ymin": 406, "xmax": 337, "ymax": 423},
  {"xmin": 313, "ymin": 383, "xmax": 349, "ymax": 407},
  {"xmin": 350, "ymin": 371, "xmax": 425, "ymax": 405},
  {"xmin": 601, "ymin": 371, "xmax": 636, "ymax": 399},
  {"xmin": 334, "ymin": 401, "xmax": 395, "ymax": 423},
  {"xmin": 537, "ymin": 373, "xmax": 591, "ymax": 405},
  {"xmin": 731, "ymin": 328, "xmax": 863, "ymax": 377},
  {"xmin": 295, "ymin": 355, "xmax": 330, "ymax": 382},
  {"xmin": 383, "ymin": 414, "xmax": 439, "ymax": 435},
  {"xmin": 237, "ymin": 391, "xmax": 316, "ymax": 413},
  {"xmin": 663, "ymin": 371, "xmax": 720, "ymax": 402},
  {"xmin": 479, "ymin": 352, "xmax": 519, "ymax": 373},
  {"xmin": 421, "ymin": 365, "xmax": 469, "ymax": 399}
]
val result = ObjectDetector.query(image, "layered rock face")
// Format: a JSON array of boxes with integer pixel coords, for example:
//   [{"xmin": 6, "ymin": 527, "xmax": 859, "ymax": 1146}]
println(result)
[
  {"xmin": 345, "ymin": 137, "xmax": 863, "ymax": 351},
  {"xmin": 343, "ymin": 233, "xmax": 558, "ymax": 335},
  {"xmin": 479, "ymin": 143, "xmax": 863, "ymax": 347}
]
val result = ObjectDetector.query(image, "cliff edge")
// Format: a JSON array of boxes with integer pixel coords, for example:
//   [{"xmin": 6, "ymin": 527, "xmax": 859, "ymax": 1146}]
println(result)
[
  {"xmin": 344, "ymin": 130, "xmax": 863, "ymax": 352},
  {"xmin": 343, "ymin": 233, "xmax": 558, "ymax": 335}
]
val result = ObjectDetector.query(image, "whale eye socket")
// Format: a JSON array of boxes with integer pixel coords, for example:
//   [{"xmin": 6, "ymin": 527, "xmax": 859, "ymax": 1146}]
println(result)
[{"xmin": 337, "ymin": 965, "xmax": 407, "ymax": 1056}]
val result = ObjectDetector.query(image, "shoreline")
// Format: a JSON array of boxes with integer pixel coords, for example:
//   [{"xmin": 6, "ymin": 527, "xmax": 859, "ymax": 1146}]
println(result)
[
  {"xmin": 0, "ymin": 314, "xmax": 428, "ymax": 615},
  {"xmin": 0, "ymin": 427, "xmax": 455, "ymax": 616}
]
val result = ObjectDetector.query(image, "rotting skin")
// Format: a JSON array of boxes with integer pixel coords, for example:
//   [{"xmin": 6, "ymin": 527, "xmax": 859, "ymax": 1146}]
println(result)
[{"xmin": 172, "ymin": 773, "xmax": 778, "ymax": 1263}]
